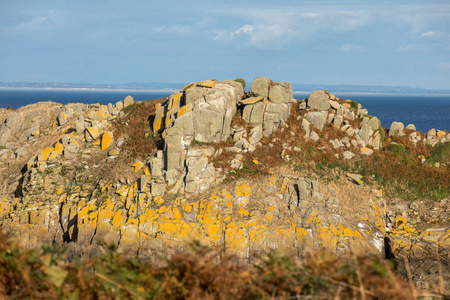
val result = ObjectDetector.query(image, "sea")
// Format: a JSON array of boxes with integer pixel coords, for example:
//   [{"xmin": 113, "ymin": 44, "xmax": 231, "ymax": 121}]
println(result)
[{"xmin": 0, "ymin": 88, "xmax": 449, "ymax": 134}]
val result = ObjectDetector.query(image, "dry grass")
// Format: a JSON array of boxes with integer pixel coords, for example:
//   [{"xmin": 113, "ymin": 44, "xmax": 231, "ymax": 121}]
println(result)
[
  {"xmin": 217, "ymin": 98, "xmax": 450, "ymax": 202},
  {"xmin": 0, "ymin": 230, "xmax": 422, "ymax": 300},
  {"xmin": 81, "ymin": 98, "xmax": 166, "ymax": 183},
  {"xmin": 113, "ymin": 98, "xmax": 165, "ymax": 160}
]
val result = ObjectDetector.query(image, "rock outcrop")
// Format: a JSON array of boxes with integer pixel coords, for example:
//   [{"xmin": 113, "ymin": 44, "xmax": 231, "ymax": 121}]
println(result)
[{"xmin": 0, "ymin": 77, "xmax": 449, "ymax": 293}]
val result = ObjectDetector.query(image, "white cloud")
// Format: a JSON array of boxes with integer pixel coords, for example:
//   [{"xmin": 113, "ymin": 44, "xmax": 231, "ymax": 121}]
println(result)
[
  {"xmin": 421, "ymin": 31, "xmax": 436, "ymax": 37},
  {"xmin": 235, "ymin": 24, "xmax": 255, "ymax": 35},
  {"xmin": 213, "ymin": 30, "xmax": 235, "ymax": 41},
  {"xmin": 209, "ymin": 7, "xmax": 373, "ymax": 50},
  {"xmin": 17, "ymin": 16, "xmax": 49, "ymax": 31},
  {"xmin": 301, "ymin": 12, "xmax": 322, "ymax": 19},
  {"xmin": 340, "ymin": 44, "xmax": 363, "ymax": 52},
  {"xmin": 5, "ymin": 10, "xmax": 60, "ymax": 34}
]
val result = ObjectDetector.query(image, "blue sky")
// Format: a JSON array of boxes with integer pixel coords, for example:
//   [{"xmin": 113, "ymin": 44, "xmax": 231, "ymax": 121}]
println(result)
[{"xmin": 0, "ymin": 0, "xmax": 449, "ymax": 89}]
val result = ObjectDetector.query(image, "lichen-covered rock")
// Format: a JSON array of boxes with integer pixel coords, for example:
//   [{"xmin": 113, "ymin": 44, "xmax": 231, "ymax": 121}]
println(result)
[
  {"xmin": 123, "ymin": 95, "xmax": 134, "ymax": 107},
  {"xmin": 85, "ymin": 127, "xmax": 100, "ymax": 141},
  {"xmin": 57, "ymin": 111, "xmax": 69, "ymax": 126},
  {"xmin": 0, "ymin": 80, "xmax": 448, "ymax": 295},
  {"xmin": 101, "ymin": 131, "xmax": 113, "ymax": 151},
  {"xmin": 153, "ymin": 80, "xmax": 244, "ymax": 189}
]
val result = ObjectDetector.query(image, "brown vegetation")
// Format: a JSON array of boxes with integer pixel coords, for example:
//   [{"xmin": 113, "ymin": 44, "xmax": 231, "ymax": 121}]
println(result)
[
  {"xmin": 0, "ymin": 231, "xmax": 421, "ymax": 299},
  {"xmin": 113, "ymin": 98, "xmax": 165, "ymax": 160}
]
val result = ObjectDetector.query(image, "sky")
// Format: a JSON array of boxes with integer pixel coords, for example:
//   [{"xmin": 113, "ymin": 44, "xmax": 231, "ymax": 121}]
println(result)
[{"xmin": 0, "ymin": 0, "xmax": 449, "ymax": 89}]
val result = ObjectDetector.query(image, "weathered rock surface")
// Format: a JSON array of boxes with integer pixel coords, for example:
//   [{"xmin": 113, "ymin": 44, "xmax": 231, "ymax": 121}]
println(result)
[
  {"xmin": 0, "ymin": 78, "xmax": 448, "ymax": 294},
  {"xmin": 389, "ymin": 121, "xmax": 404, "ymax": 136},
  {"xmin": 307, "ymin": 90, "xmax": 331, "ymax": 111},
  {"xmin": 250, "ymin": 77, "xmax": 271, "ymax": 99}
]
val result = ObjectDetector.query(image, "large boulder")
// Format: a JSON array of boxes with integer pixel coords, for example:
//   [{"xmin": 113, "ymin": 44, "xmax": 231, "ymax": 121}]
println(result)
[
  {"xmin": 242, "ymin": 102, "xmax": 264, "ymax": 125},
  {"xmin": 268, "ymin": 82, "xmax": 293, "ymax": 104},
  {"xmin": 263, "ymin": 103, "xmax": 290, "ymax": 136},
  {"xmin": 358, "ymin": 124, "xmax": 372, "ymax": 146},
  {"xmin": 153, "ymin": 80, "xmax": 244, "ymax": 185},
  {"xmin": 305, "ymin": 111, "xmax": 327, "ymax": 131},
  {"xmin": 250, "ymin": 77, "xmax": 272, "ymax": 99},
  {"xmin": 307, "ymin": 90, "xmax": 331, "ymax": 111},
  {"xmin": 367, "ymin": 117, "xmax": 380, "ymax": 131},
  {"xmin": 389, "ymin": 121, "xmax": 404, "ymax": 136}
]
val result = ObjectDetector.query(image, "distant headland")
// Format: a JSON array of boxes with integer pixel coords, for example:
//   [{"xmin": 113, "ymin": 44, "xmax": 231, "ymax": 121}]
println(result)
[{"xmin": 1, "ymin": 81, "xmax": 450, "ymax": 95}]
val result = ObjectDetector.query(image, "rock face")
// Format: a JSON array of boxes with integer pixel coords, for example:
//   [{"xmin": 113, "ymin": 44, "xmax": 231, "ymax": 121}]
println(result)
[
  {"xmin": 0, "ymin": 78, "xmax": 449, "ymax": 294},
  {"xmin": 152, "ymin": 80, "xmax": 244, "ymax": 192},
  {"xmin": 151, "ymin": 78, "xmax": 294, "ymax": 193},
  {"xmin": 0, "ymin": 102, "xmax": 62, "ymax": 147}
]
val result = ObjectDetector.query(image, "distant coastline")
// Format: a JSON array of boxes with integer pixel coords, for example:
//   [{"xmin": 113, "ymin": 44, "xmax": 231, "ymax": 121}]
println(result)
[
  {"xmin": 2, "ymin": 87, "xmax": 449, "ymax": 96},
  {"xmin": 0, "ymin": 87, "xmax": 178, "ymax": 93},
  {"xmin": 1, "ymin": 81, "xmax": 450, "ymax": 95},
  {"xmin": 293, "ymin": 91, "xmax": 450, "ymax": 96}
]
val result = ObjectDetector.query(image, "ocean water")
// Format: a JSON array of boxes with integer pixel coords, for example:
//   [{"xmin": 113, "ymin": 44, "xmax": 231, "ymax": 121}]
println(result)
[
  {"xmin": 0, "ymin": 89, "xmax": 172, "ymax": 109},
  {"xmin": 0, "ymin": 89, "xmax": 449, "ymax": 134},
  {"xmin": 295, "ymin": 93, "xmax": 450, "ymax": 133}
]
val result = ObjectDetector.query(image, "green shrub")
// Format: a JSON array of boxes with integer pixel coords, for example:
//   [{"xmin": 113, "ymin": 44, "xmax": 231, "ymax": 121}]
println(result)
[
  {"xmin": 429, "ymin": 142, "xmax": 450, "ymax": 164},
  {"xmin": 378, "ymin": 127, "xmax": 385, "ymax": 146},
  {"xmin": 349, "ymin": 101, "xmax": 359, "ymax": 113},
  {"xmin": 234, "ymin": 78, "xmax": 246, "ymax": 90},
  {"xmin": 387, "ymin": 143, "xmax": 405, "ymax": 156}
]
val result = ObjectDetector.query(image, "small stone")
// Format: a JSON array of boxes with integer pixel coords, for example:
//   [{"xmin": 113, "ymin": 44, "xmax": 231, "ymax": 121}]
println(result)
[
  {"xmin": 329, "ymin": 100, "xmax": 341, "ymax": 110},
  {"xmin": 85, "ymin": 127, "xmax": 100, "ymax": 141},
  {"xmin": 343, "ymin": 151, "xmax": 355, "ymax": 160},
  {"xmin": 235, "ymin": 139, "xmax": 250, "ymax": 150},
  {"xmin": 360, "ymin": 147, "xmax": 373, "ymax": 155},
  {"xmin": 57, "ymin": 112, "xmax": 68, "ymax": 126},
  {"xmin": 346, "ymin": 173, "xmax": 364, "ymax": 185},
  {"xmin": 405, "ymin": 124, "xmax": 416, "ymax": 131},
  {"xmin": 123, "ymin": 96, "xmax": 134, "ymax": 107},
  {"xmin": 309, "ymin": 131, "xmax": 320, "ymax": 142},
  {"xmin": 298, "ymin": 101, "xmax": 307, "ymax": 110}
]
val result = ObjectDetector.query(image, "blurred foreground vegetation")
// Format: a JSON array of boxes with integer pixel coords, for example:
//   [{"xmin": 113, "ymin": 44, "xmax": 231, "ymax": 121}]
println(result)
[{"xmin": 0, "ymin": 231, "xmax": 421, "ymax": 299}]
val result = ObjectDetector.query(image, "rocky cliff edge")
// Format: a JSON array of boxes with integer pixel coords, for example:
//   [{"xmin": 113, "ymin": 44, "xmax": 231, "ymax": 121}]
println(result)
[{"xmin": 0, "ymin": 78, "xmax": 449, "ymax": 292}]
